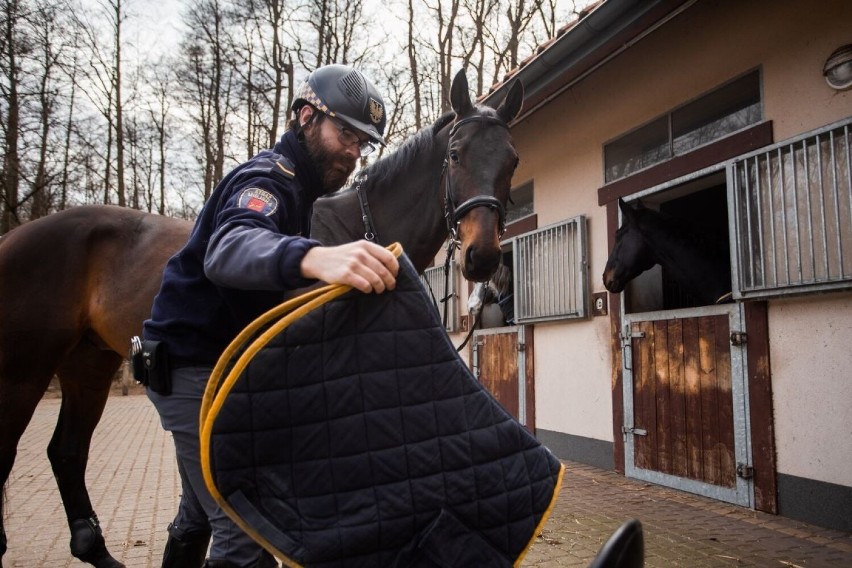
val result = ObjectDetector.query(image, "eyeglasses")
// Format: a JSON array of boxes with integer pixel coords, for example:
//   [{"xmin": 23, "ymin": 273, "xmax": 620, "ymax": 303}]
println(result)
[{"xmin": 329, "ymin": 117, "xmax": 377, "ymax": 157}]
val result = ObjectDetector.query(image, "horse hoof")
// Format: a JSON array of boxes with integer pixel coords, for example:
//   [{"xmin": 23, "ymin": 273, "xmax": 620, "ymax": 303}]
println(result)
[{"xmin": 69, "ymin": 517, "xmax": 126, "ymax": 568}]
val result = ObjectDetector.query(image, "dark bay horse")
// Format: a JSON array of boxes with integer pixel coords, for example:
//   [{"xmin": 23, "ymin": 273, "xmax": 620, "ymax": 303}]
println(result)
[
  {"xmin": 602, "ymin": 198, "xmax": 732, "ymax": 307},
  {"xmin": 0, "ymin": 69, "xmax": 523, "ymax": 567}
]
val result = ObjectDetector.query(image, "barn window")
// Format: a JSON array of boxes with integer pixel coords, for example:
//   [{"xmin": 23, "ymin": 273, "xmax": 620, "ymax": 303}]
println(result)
[
  {"xmin": 506, "ymin": 181, "xmax": 534, "ymax": 224},
  {"xmin": 420, "ymin": 261, "xmax": 461, "ymax": 332},
  {"xmin": 512, "ymin": 216, "xmax": 588, "ymax": 323},
  {"xmin": 605, "ymin": 70, "xmax": 762, "ymax": 182},
  {"xmin": 729, "ymin": 118, "xmax": 852, "ymax": 299}
]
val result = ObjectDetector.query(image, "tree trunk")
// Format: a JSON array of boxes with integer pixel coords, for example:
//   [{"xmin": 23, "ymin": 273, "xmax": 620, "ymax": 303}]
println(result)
[{"xmin": 2, "ymin": 0, "xmax": 21, "ymax": 232}]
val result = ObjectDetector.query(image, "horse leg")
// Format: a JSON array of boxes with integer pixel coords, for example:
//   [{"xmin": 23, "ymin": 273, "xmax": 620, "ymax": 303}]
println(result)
[
  {"xmin": 0, "ymin": 366, "xmax": 54, "ymax": 568},
  {"xmin": 50, "ymin": 340, "xmax": 125, "ymax": 568}
]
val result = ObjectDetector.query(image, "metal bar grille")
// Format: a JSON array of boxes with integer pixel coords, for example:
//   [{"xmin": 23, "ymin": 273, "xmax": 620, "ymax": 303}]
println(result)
[
  {"xmin": 420, "ymin": 261, "xmax": 460, "ymax": 332},
  {"xmin": 730, "ymin": 118, "xmax": 852, "ymax": 298},
  {"xmin": 514, "ymin": 216, "xmax": 588, "ymax": 323}
]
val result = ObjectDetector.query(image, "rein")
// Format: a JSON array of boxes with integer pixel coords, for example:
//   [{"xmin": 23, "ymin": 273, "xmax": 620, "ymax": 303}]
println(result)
[{"xmin": 354, "ymin": 174, "xmax": 377, "ymax": 242}]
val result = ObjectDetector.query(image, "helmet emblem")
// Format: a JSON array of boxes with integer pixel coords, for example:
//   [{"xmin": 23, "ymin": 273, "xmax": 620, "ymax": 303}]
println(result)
[{"xmin": 368, "ymin": 98, "xmax": 384, "ymax": 125}]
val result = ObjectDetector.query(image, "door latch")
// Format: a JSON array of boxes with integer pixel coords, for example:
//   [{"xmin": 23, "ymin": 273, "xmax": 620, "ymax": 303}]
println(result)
[
  {"xmin": 736, "ymin": 463, "xmax": 754, "ymax": 479},
  {"xmin": 621, "ymin": 426, "xmax": 648, "ymax": 436},
  {"xmin": 730, "ymin": 331, "xmax": 748, "ymax": 346}
]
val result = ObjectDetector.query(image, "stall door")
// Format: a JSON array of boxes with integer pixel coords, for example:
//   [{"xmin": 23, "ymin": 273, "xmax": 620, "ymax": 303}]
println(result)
[
  {"xmin": 471, "ymin": 326, "xmax": 535, "ymax": 431},
  {"xmin": 621, "ymin": 303, "xmax": 753, "ymax": 507}
]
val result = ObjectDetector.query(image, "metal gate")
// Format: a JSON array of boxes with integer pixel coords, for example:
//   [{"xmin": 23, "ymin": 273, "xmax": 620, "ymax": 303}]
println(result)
[
  {"xmin": 471, "ymin": 326, "xmax": 534, "ymax": 430},
  {"xmin": 621, "ymin": 303, "xmax": 754, "ymax": 506}
]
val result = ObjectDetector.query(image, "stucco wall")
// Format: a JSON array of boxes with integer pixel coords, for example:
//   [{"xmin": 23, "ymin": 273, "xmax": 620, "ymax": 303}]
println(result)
[{"xmin": 768, "ymin": 292, "xmax": 852, "ymax": 487}]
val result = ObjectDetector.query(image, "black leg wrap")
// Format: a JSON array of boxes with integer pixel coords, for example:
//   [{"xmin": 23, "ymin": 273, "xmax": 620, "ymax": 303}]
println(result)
[
  {"xmin": 161, "ymin": 525, "xmax": 211, "ymax": 568},
  {"xmin": 69, "ymin": 514, "xmax": 125, "ymax": 568},
  {"xmin": 1, "ymin": 527, "xmax": 7, "ymax": 566}
]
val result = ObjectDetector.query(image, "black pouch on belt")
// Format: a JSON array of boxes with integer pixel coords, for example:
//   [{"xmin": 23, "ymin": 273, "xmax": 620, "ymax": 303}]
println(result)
[{"xmin": 130, "ymin": 337, "xmax": 171, "ymax": 395}]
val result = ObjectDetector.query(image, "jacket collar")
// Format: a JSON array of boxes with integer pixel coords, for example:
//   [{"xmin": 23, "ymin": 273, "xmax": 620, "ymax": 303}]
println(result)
[{"xmin": 276, "ymin": 130, "xmax": 325, "ymax": 203}]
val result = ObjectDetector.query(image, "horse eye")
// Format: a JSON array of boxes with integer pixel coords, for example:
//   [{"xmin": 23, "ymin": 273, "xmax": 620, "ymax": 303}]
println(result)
[{"xmin": 449, "ymin": 150, "xmax": 460, "ymax": 164}]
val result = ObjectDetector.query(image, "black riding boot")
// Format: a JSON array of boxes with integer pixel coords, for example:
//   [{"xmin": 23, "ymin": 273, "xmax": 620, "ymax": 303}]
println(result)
[
  {"xmin": 161, "ymin": 524, "xmax": 211, "ymax": 568},
  {"xmin": 588, "ymin": 518, "xmax": 644, "ymax": 568}
]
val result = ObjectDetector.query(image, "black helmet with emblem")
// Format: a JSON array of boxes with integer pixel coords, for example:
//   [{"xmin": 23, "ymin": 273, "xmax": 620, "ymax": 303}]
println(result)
[{"xmin": 291, "ymin": 64, "xmax": 387, "ymax": 146}]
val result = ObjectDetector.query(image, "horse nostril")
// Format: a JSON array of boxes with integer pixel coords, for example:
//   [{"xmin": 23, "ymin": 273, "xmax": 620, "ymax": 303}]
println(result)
[{"xmin": 466, "ymin": 246, "xmax": 477, "ymax": 269}]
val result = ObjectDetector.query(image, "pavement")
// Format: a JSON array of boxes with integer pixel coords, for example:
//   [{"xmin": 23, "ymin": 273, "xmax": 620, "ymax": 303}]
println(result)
[{"xmin": 3, "ymin": 394, "xmax": 851, "ymax": 567}]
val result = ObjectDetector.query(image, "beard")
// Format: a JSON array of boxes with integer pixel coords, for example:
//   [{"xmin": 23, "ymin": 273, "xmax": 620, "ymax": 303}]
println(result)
[{"xmin": 303, "ymin": 124, "xmax": 357, "ymax": 193}]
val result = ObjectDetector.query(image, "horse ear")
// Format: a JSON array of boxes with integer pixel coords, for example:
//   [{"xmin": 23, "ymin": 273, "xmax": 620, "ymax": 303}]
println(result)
[
  {"xmin": 618, "ymin": 198, "xmax": 635, "ymax": 221},
  {"xmin": 496, "ymin": 79, "xmax": 524, "ymax": 123},
  {"xmin": 450, "ymin": 69, "xmax": 473, "ymax": 117}
]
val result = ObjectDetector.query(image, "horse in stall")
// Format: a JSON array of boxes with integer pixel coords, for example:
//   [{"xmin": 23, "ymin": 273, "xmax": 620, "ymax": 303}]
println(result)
[
  {"xmin": 602, "ymin": 198, "xmax": 732, "ymax": 307},
  {"xmin": 0, "ymin": 69, "xmax": 523, "ymax": 568}
]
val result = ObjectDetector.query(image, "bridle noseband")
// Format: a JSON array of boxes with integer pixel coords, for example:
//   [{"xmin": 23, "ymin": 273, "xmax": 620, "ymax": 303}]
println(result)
[{"xmin": 442, "ymin": 115, "xmax": 510, "ymax": 246}]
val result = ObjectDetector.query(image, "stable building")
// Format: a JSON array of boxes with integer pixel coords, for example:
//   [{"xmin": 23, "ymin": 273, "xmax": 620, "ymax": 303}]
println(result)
[{"xmin": 432, "ymin": 0, "xmax": 852, "ymax": 531}]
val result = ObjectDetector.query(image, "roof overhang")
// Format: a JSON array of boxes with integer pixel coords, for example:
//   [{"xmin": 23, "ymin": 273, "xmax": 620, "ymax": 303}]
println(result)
[{"xmin": 482, "ymin": 0, "xmax": 696, "ymax": 123}]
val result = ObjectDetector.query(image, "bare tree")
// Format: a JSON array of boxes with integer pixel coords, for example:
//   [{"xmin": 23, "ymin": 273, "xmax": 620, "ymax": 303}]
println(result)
[
  {"xmin": 28, "ymin": 0, "xmax": 65, "ymax": 218},
  {"xmin": 406, "ymin": 0, "xmax": 423, "ymax": 129},
  {"xmin": 110, "ymin": 0, "xmax": 128, "ymax": 207},
  {"xmin": 72, "ymin": 1, "xmax": 126, "ymax": 206},
  {"xmin": 286, "ymin": 0, "xmax": 370, "ymax": 70},
  {"xmin": 144, "ymin": 58, "xmax": 172, "ymax": 214},
  {"xmin": 1, "ymin": 0, "xmax": 23, "ymax": 232},
  {"xmin": 179, "ymin": 0, "xmax": 237, "ymax": 199}
]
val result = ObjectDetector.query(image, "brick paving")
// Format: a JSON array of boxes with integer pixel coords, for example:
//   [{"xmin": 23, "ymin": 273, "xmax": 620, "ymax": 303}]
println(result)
[{"xmin": 4, "ymin": 395, "xmax": 851, "ymax": 567}]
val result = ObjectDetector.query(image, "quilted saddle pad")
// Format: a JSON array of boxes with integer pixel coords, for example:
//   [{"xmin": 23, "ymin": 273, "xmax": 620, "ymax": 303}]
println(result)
[{"xmin": 200, "ymin": 244, "xmax": 564, "ymax": 568}]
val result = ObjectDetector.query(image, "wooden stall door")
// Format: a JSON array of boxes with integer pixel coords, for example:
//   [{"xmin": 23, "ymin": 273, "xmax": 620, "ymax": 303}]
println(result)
[
  {"xmin": 471, "ymin": 326, "xmax": 535, "ymax": 431},
  {"xmin": 622, "ymin": 304, "xmax": 753, "ymax": 506}
]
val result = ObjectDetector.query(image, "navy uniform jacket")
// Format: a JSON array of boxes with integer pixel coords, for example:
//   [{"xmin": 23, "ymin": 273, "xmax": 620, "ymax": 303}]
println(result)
[{"xmin": 143, "ymin": 130, "xmax": 326, "ymax": 364}]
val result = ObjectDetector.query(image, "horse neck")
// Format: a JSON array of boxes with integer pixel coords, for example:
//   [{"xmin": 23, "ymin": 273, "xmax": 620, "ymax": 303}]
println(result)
[
  {"xmin": 313, "ymin": 127, "xmax": 450, "ymax": 273},
  {"xmin": 642, "ymin": 219, "xmax": 731, "ymax": 304}
]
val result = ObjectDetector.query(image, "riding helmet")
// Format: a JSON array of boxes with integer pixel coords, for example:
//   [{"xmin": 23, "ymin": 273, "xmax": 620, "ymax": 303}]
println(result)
[{"xmin": 292, "ymin": 64, "xmax": 387, "ymax": 145}]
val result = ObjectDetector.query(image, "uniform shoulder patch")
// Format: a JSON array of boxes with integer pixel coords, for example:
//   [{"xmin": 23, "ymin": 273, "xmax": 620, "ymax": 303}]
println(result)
[{"xmin": 237, "ymin": 187, "xmax": 279, "ymax": 216}]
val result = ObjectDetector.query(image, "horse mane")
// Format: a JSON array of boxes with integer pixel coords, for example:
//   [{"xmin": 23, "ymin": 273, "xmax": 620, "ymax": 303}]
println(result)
[{"xmin": 349, "ymin": 111, "xmax": 455, "ymax": 191}]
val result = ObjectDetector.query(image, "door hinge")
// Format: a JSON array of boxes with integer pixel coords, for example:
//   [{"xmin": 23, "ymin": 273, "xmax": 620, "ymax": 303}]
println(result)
[
  {"xmin": 736, "ymin": 463, "xmax": 754, "ymax": 479},
  {"xmin": 730, "ymin": 331, "xmax": 748, "ymax": 346},
  {"xmin": 517, "ymin": 342, "xmax": 526, "ymax": 352},
  {"xmin": 621, "ymin": 426, "xmax": 648, "ymax": 436}
]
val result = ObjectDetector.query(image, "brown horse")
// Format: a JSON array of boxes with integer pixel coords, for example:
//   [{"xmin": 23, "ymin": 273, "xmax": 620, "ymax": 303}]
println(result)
[{"xmin": 0, "ymin": 69, "xmax": 523, "ymax": 567}]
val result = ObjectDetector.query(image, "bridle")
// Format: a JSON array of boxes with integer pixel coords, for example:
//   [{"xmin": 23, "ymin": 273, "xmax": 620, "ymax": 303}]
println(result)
[
  {"xmin": 442, "ymin": 115, "xmax": 509, "ymax": 247},
  {"xmin": 355, "ymin": 113, "xmax": 511, "ymax": 245}
]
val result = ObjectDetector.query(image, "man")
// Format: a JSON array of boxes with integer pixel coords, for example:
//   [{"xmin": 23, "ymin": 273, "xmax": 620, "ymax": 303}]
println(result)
[{"xmin": 143, "ymin": 65, "xmax": 399, "ymax": 568}]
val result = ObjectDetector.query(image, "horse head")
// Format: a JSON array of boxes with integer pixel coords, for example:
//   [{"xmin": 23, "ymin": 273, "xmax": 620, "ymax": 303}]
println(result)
[
  {"xmin": 602, "ymin": 198, "xmax": 657, "ymax": 293},
  {"xmin": 445, "ymin": 69, "xmax": 523, "ymax": 282}
]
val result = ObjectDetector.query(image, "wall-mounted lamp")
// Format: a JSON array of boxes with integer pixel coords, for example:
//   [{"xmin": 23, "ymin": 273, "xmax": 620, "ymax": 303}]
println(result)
[{"xmin": 823, "ymin": 44, "xmax": 852, "ymax": 91}]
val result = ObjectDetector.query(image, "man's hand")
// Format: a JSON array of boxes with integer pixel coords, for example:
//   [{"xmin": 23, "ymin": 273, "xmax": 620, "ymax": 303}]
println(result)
[{"xmin": 301, "ymin": 241, "xmax": 399, "ymax": 293}]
